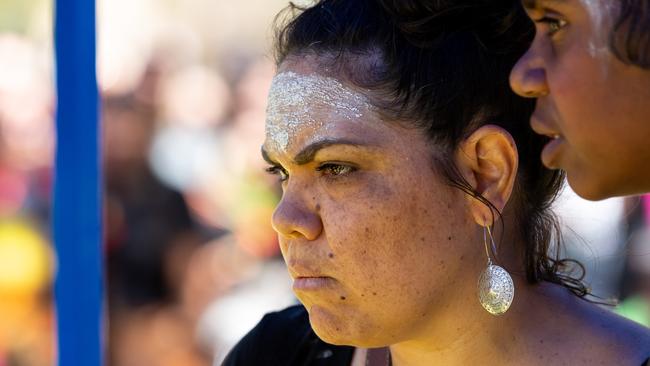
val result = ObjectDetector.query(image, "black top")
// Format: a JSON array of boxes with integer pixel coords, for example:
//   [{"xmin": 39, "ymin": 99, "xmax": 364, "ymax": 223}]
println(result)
[{"xmin": 222, "ymin": 305, "xmax": 354, "ymax": 366}]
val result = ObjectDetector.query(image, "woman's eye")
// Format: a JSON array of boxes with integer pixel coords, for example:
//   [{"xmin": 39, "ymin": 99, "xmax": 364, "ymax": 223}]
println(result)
[
  {"xmin": 535, "ymin": 16, "xmax": 567, "ymax": 36},
  {"xmin": 265, "ymin": 165, "xmax": 288, "ymax": 182},
  {"xmin": 316, "ymin": 163, "xmax": 357, "ymax": 178}
]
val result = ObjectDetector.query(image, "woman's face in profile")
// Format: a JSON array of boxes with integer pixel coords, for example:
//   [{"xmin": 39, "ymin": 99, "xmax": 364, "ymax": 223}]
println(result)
[
  {"xmin": 510, "ymin": 0, "xmax": 650, "ymax": 199},
  {"xmin": 262, "ymin": 58, "xmax": 478, "ymax": 347}
]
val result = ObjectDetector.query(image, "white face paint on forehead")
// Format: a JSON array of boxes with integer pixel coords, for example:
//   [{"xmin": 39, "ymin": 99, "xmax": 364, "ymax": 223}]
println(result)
[{"xmin": 265, "ymin": 71, "xmax": 372, "ymax": 153}]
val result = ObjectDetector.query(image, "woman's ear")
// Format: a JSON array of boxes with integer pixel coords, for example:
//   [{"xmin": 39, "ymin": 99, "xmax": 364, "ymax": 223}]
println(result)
[{"xmin": 455, "ymin": 125, "xmax": 518, "ymax": 226}]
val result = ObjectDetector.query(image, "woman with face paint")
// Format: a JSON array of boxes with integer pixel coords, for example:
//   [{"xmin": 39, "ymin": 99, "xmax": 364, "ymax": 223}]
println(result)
[
  {"xmin": 510, "ymin": 0, "xmax": 650, "ymax": 200},
  {"xmin": 223, "ymin": 1, "xmax": 650, "ymax": 365}
]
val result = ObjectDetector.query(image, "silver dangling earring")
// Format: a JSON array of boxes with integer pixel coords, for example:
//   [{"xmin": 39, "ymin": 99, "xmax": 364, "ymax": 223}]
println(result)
[{"xmin": 477, "ymin": 225, "xmax": 514, "ymax": 315}]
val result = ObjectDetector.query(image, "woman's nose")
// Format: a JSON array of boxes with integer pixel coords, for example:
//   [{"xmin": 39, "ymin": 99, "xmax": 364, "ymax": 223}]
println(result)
[
  {"xmin": 509, "ymin": 48, "xmax": 549, "ymax": 98},
  {"xmin": 271, "ymin": 189, "xmax": 322, "ymax": 241}
]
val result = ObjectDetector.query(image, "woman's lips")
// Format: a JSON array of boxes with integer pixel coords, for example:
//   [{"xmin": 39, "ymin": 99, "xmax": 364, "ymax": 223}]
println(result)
[
  {"xmin": 530, "ymin": 114, "xmax": 564, "ymax": 169},
  {"xmin": 541, "ymin": 135, "xmax": 564, "ymax": 169},
  {"xmin": 293, "ymin": 276, "xmax": 336, "ymax": 291}
]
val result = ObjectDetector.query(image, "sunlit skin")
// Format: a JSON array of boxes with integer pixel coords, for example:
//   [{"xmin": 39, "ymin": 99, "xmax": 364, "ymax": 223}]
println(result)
[
  {"xmin": 510, "ymin": 0, "xmax": 650, "ymax": 200},
  {"xmin": 264, "ymin": 57, "xmax": 650, "ymax": 365},
  {"xmin": 263, "ymin": 60, "xmax": 477, "ymax": 348}
]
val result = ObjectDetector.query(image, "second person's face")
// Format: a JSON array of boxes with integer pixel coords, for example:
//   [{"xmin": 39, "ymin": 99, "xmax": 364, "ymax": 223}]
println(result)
[{"xmin": 510, "ymin": 0, "xmax": 650, "ymax": 200}]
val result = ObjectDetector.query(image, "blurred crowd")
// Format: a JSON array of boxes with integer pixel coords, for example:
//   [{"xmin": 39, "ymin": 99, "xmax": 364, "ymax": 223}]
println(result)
[
  {"xmin": 0, "ymin": 1, "xmax": 649, "ymax": 365},
  {"xmin": 0, "ymin": 0, "xmax": 299, "ymax": 362},
  {"xmin": 0, "ymin": 28, "xmax": 299, "ymax": 365},
  {"xmin": 102, "ymin": 48, "xmax": 296, "ymax": 366}
]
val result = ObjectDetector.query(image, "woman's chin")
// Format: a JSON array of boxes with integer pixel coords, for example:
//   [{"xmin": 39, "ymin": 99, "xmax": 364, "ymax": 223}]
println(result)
[
  {"xmin": 306, "ymin": 304, "xmax": 357, "ymax": 345},
  {"xmin": 307, "ymin": 305, "xmax": 389, "ymax": 347}
]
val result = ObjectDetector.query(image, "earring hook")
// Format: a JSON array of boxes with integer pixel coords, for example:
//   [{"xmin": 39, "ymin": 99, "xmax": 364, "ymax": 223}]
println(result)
[{"xmin": 483, "ymin": 225, "xmax": 498, "ymax": 266}]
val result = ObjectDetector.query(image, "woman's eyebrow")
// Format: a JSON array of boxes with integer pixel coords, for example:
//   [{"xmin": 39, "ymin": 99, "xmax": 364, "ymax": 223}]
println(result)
[
  {"xmin": 261, "ymin": 147, "xmax": 276, "ymax": 165},
  {"xmin": 522, "ymin": 0, "xmax": 536, "ymax": 8},
  {"xmin": 293, "ymin": 138, "xmax": 370, "ymax": 165},
  {"xmin": 260, "ymin": 138, "xmax": 374, "ymax": 166},
  {"xmin": 523, "ymin": 0, "xmax": 568, "ymax": 9}
]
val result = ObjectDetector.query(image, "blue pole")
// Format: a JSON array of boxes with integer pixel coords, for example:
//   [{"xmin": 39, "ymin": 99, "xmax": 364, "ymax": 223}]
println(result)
[{"xmin": 53, "ymin": 0, "xmax": 103, "ymax": 363}]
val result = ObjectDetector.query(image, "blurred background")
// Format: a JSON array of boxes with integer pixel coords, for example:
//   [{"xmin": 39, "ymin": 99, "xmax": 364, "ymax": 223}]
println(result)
[{"xmin": 0, "ymin": 0, "xmax": 649, "ymax": 365}]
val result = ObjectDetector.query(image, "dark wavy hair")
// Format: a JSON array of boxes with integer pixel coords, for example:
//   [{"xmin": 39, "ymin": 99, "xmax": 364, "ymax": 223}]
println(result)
[
  {"xmin": 273, "ymin": 0, "xmax": 588, "ymax": 297},
  {"xmin": 612, "ymin": 0, "xmax": 650, "ymax": 67}
]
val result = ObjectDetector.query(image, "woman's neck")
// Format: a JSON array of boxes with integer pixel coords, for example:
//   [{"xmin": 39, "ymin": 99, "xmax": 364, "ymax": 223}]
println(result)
[
  {"xmin": 383, "ymin": 222, "xmax": 591, "ymax": 365},
  {"xmin": 387, "ymin": 278, "xmax": 577, "ymax": 366}
]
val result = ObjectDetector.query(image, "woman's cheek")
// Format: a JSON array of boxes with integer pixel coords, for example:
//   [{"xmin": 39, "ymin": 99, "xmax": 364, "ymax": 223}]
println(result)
[{"xmin": 327, "ymin": 203, "xmax": 412, "ymax": 287}]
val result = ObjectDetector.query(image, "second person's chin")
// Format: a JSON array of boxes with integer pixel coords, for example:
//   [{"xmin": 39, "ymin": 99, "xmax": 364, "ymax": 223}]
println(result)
[{"xmin": 565, "ymin": 170, "xmax": 618, "ymax": 201}]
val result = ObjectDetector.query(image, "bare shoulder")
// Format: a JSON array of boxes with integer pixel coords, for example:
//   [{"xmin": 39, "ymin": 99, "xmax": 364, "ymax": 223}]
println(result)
[
  {"xmin": 526, "ymin": 285, "xmax": 650, "ymax": 365},
  {"xmin": 589, "ymin": 299, "xmax": 649, "ymax": 333},
  {"xmin": 568, "ymin": 298, "xmax": 650, "ymax": 365}
]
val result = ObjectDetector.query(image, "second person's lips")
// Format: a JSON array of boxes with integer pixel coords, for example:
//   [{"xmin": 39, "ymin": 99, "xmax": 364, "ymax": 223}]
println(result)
[
  {"xmin": 540, "ymin": 135, "xmax": 564, "ymax": 169},
  {"xmin": 529, "ymin": 113, "xmax": 565, "ymax": 169},
  {"xmin": 529, "ymin": 113, "xmax": 560, "ymax": 138}
]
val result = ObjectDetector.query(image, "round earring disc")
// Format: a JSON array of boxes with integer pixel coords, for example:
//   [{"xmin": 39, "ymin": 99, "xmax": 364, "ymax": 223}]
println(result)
[{"xmin": 478, "ymin": 264, "xmax": 514, "ymax": 315}]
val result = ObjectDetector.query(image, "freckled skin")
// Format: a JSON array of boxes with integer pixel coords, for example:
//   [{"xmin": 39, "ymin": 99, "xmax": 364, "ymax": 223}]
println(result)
[
  {"xmin": 299, "ymin": 132, "xmax": 466, "ymax": 345},
  {"xmin": 510, "ymin": 0, "xmax": 650, "ymax": 199},
  {"xmin": 266, "ymin": 60, "xmax": 476, "ymax": 347}
]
